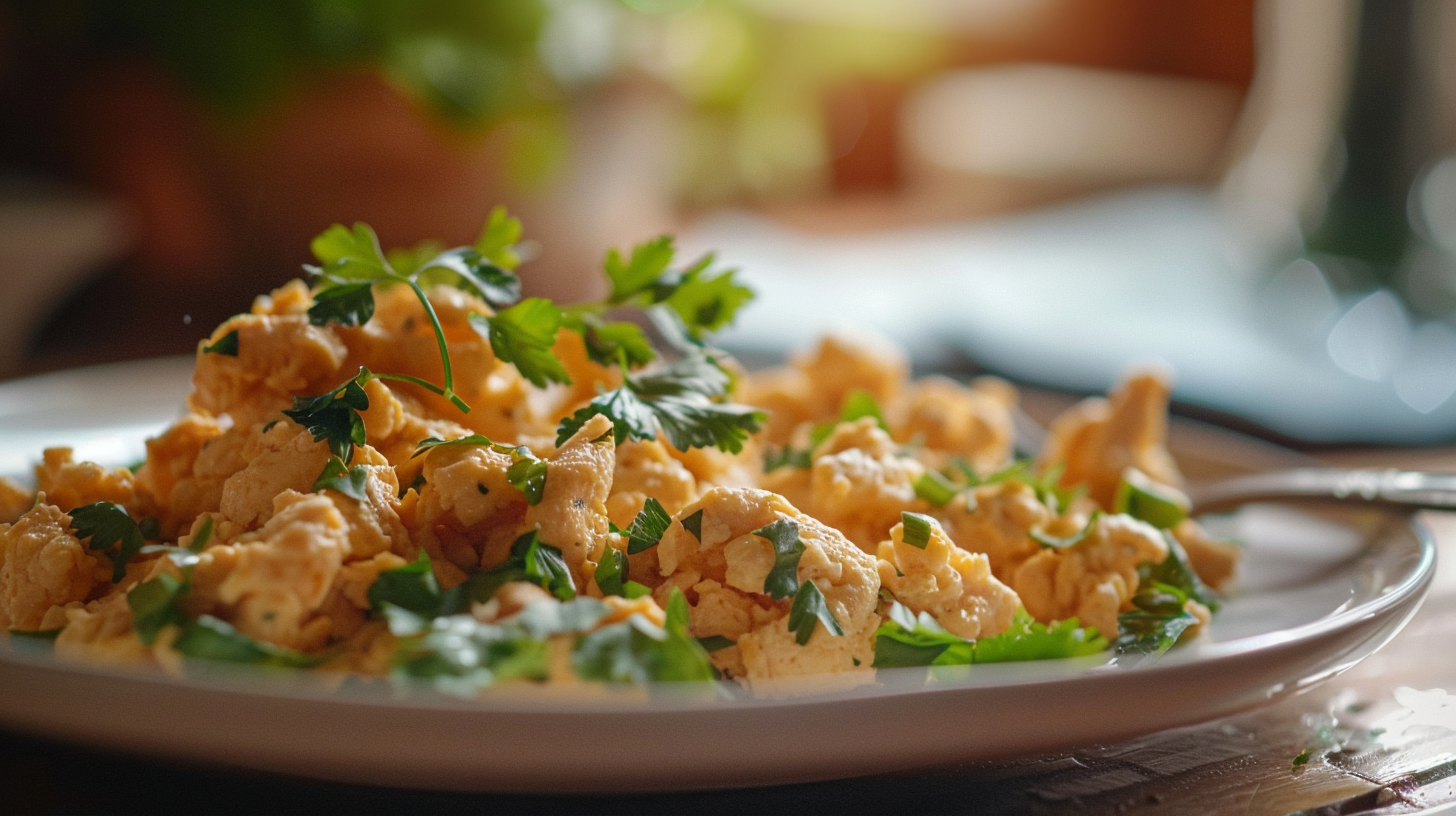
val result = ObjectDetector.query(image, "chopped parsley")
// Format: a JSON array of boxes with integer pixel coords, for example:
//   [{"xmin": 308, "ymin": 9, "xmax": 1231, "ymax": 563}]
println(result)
[
  {"xmin": 625, "ymin": 498, "xmax": 672, "ymax": 554},
  {"xmin": 412, "ymin": 435, "xmax": 548, "ymax": 505},
  {"xmin": 469, "ymin": 531, "xmax": 577, "ymax": 603},
  {"xmin": 313, "ymin": 458, "xmax": 371, "ymax": 501},
  {"xmin": 787, "ymin": 581, "xmax": 843, "ymax": 645},
  {"xmin": 681, "ymin": 509, "xmax": 704, "ymax": 542},
  {"xmin": 873, "ymin": 604, "xmax": 1107, "ymax": 668},
  {"xmin": 594, "ymin": 548, "xmax": 651, "ymax": 599},
  {"xmin": 1112, "ymin": 536, "xmax": 1219, "ymax": 658},
  {"xmin": 69, "ymin": 502, "xmax": 148, "ymax": 583},
  {"xmin": 754, "ymin": 518, "xmax": 806, "ymax": 600},
  {"xmin": 390, "ymin": 589, "xmax": 716, "ymax": 692},
  {"xmin": 763, "ymin": 445, "xmax": 812, "ymax": 473},
  {"xmin": 201, "ymin": 329, "xmax": 239, "ymax": 356},
  {"xmin": 125, "ymin": 570, "xmax": 321, "ymax": 668}
]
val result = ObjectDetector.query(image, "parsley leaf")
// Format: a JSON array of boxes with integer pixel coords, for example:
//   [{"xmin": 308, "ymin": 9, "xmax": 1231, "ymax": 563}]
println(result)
[
  {"xmin": 594, "ymin": 548, "xmax": 651, "ymax": 599},
  {"xmin": 573, "ymin": 616, "xmax": 718, "ymax": 684},
  {"xmin": 367, "ymin": 551, "xmax": 461, "ymax": 620},
  {"xmin": 605, "ymin": 236, "xmax": 676, "ymax": 303},
  {"xmin": 174, "ymin": 615, "xmax": 323, "ymax": 668},
  {"xmin": 1114, "ymin": 608, "xmax": 1198, "ymax": 658},
  {"xmin": 872, "ymin": 603, "xmax": 976, "ymax": 667},
  {"xmin": 661, "ymin": 261, "xmax": 754, "ymax": 340},
  {"xmin": 754, "ymin": 518, "xmax": 805, "ymax": 600},
  {"xmin": 1147, "ymin": 531, "xmax": 1221, "ymax": 613},
  {"xmin": 201, "ymin": 330, "xmax": 239, "ymax": 356},
  {"xmin": 391, "ymin": 606, "xmax": 568, "ymax": 691},
  {"xmin": 313, "ymin": 457, "xmax": 371, "ymax": 501},
  {"xmin": 698, "ymin": 635, "xmax": 735, "ymax": 652},
  {"xmin": 681, "ymin": 509, "xmax": 704, "ymax": 542},
  {"xmin": 873, "ymin": 603, "xmax": 1107, "ymax": 668},
  {"xmin": 283, "ymin": 369, "xmax": 371, "ymax": 462},
  {"xmin": 304, "ymin": 215, "xmax": 529, "ymax": 414},
  {"xmin": 128, "ymin": 573, "xmax": 189, "ymax": 646},
  {"xmin": 69, "ymin": 502, "xmax": 147, "ymax": 582},
  {"xmin": 969, "ymin": 610, "xmax": 1109, "ymax": 663},
  {"xmin": 307, "ymin": 282, "xmax": 376, "ymax": 327},
  {"xmin": 787, "ymin": 581, "xmax": 843, "ymax": 645},
  {"xmin": 563, "ymin": 311, "xmax": 656, "ymax": 369},
  {"xmin": 1112, "ymin": 537, "xmax": 1216, "ymax": 658},
  {"xmin": 625, "ymin": 498, "xmax": 672, "ymax": 554},
  {"xmin": 412, "ymin": 435, "xmax": 548, "ymax": 505},
  {"xmin": 556, "ymin": 353, "xmax": 765, "ymax": 453},
  {"xmin": 471, "ymin": 299, "xmax": 570, "ymax": 388},
  {"xmin": 467, "ymin": 532, "xmax": 577, "ymax": 603},
  {"xmin": 763, "ymin": 445, "xmax": 812, "ymax": 473},
  {"xmin": 474, "ymin": 205, "xmax": 525, "ymax": 271},
  {"xmin": 307, "ymin": 222, "xmax": 391, "ymax": 281},
  {"xmin": 599, "ymin": 236, "xmax": 753, "ymax": 341}
]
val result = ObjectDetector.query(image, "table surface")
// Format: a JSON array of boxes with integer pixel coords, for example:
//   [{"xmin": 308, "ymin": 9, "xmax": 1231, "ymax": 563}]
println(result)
[{"xmin": 3, "ymin": 370, "xmax": 1456, "ymax": 814}]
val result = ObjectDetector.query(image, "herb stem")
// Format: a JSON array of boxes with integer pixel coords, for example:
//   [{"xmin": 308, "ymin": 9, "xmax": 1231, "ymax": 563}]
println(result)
[{"xmin": 400, "ymin": 278, "xmax": 470, "ymax": 414}]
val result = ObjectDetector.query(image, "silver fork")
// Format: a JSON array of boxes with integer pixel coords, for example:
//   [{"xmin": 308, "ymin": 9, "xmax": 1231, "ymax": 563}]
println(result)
[{"xmin": 1188, "ymin": 468, "xmax": 1456, "ymax": 516}]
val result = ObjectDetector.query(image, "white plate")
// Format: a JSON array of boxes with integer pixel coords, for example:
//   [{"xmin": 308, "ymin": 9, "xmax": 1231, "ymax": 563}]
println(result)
[{"xmin": 0, "ymin": 358, "xmax": 1437, "ymax": 791}]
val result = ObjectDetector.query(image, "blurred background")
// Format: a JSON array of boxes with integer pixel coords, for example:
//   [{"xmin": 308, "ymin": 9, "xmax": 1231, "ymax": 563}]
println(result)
[{"xmin": 2, "ymin": 0, "xmax": 1455, "ymax": 445}]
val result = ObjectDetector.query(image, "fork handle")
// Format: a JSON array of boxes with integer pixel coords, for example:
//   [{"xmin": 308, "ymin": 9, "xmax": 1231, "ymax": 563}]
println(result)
[{"xmin": 1189, "ymin": 468, "xmax": 1456, "ymax": 515}]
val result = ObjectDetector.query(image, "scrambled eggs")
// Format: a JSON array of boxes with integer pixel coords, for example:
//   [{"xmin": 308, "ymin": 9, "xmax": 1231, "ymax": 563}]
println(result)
[{"xmin": 0, "ymin": 220, "xmax": 1234, "ymax": 695}]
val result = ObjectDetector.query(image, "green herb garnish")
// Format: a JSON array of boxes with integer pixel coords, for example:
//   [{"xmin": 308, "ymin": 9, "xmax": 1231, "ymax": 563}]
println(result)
[
  {"xmin": 625, "ymin": 498, "xmax": 672, "ymax": 555},
  {"xmin": 305, "ymin": 213, "xmax": 528, "ymax": 414},
  {"xmin": 128, "ymin": 573, "xmax": 189, "ymax": 646},
  {"xmin": 412, "ymin": 435, "xmax": 548, "ymax": 505},
  {"xmin": 1030, "ymin": 512, "xmax": 1101, "ymax": 550},
  {"xmin": 201, "ymin": 329, "xmax": 239, "ymax": 356},
  {"xmin": 763, "ymin": 445, "xmax": 812, "ymax": 473},
  {"xmin": 470, "ymin": 298, "xmax": 570, "ymax": 389},
  {"xmin": 681, "ymin": 509, "xmax": 704, "ymax": 542},
  {"xmin": 872, "ymin": 604, "xmax": 1107, "ymax": 668},
  {"xmin": 809, "ymin": 388, "xmax": 888, "ymax": 447},
  {"xmin": 1114, "ymin": 470, "xmax": 1190, "ymax": 530},
  {"xmin": 912, "ymin": 470, "xmax": 961, "ymax": 508},
  {"xmin": 754, "ymin": 518, "xmax": 806, "ymax": 600},
  {"xmin": 69, "ymin": 502, "xmax": 147, "ymax": 583},
  {"xmin": 787, "ymin": 581, "xmax": 843, "ymax": 645},
  {"xmin": 555, "ymin": 351, "xmax": 765, "ymax": 454},
  {"xmin": 313, "ymin": 457, "xmax": 371, "ymax": 501},
  {"xmin": 594, "ymin": 548, "xmax": 651, "ymax": 599},
  {"xmin": 900, "ymin": 511, "xmax": 936, "ymax": 549}
]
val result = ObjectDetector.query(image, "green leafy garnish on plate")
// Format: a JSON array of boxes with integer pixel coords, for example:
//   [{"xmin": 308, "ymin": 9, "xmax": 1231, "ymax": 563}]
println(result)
[
  {"xmin": 873, "ymin": 604, "xmax": 1107, "ymax": 668},
  {"xmin": 625, "ymin": 498, "xmax": 672, "ymax": 554},
  {"xmin": 754, "ymin": 518, "xmax": 806, "ymax": 600},
  {"xmin": 69, "ymin": 502, "xmax": 149, "ymax": 583},
  {"xmin": 787, "ymin": 581, "xmax": 843, "ymax": 646},
  {"xmin": 555, "ymin": 352, "xmax": 765, "ymax": 454}
]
